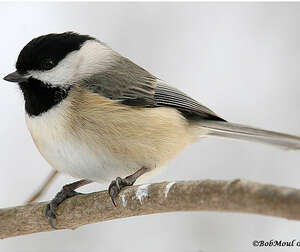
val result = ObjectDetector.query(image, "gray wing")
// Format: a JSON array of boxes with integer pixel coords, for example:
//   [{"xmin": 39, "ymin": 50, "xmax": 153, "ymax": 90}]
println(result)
[
  {"xmin": 154, "ymin": 80, "xmax": 225, "ymax": 121},
  {"xmin": 80, "ymin": 55, "xmax": 224, "ymax": 121},
  {"xmin": 81, "ymin": 55, "xmax": 157, "ymax": 105}
]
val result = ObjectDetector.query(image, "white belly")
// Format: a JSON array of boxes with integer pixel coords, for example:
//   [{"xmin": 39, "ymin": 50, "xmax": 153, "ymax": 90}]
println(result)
[
  {"xmin": 25, "ymin": 103, "xmax": 141, "ymax": 183},
  {"xmin": 25, "ymin": 90, "xmax": 200, "ymax": 184}
]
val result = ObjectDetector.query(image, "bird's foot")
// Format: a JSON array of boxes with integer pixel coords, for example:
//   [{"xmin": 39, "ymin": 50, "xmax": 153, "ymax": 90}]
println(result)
[
  {"xmin": 108, "ymin": 177, "xmax": 134, "ymax": 206},
  {"xmin": 45, "ymin": 187, "xmax": 82, "ymax": 229}
]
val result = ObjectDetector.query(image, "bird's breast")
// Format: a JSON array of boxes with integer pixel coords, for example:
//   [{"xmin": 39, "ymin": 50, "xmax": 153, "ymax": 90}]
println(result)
[
  {"xmin": 25, "ymin": 87, "xmax": 201, "ymax": 183},
  {"xmin": 25, "ymin": 98, "xmax": 137, "ymax": 183}
]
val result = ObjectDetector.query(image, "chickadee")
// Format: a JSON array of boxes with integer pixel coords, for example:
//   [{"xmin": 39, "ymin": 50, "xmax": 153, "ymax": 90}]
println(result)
[{"xmin": 3, "ymin": 32, "xmax": 300, "ymax": 228}]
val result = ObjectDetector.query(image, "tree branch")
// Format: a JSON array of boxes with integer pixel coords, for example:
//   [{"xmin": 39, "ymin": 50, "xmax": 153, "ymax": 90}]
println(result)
[{"xmin": 1, "ymin": 179, "xmax": 300, "ymax": 239}]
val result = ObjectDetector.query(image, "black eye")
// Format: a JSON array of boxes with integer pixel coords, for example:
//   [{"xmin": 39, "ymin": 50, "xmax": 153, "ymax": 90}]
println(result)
[{"xmin": 41, "ymin": 58, "xmax": 55, "ymax": 70}]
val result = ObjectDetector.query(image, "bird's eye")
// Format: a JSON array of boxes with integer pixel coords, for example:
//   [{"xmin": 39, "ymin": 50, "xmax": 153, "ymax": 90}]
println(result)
[{"xmin": 41, "ymin": 58, "xmax": 55, "ymax": 70}]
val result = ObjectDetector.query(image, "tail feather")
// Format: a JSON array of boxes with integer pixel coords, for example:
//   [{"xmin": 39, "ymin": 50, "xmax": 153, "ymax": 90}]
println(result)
[{"xmin": 198, "ymin": 120, "xmax": 300, "ymax": 150}]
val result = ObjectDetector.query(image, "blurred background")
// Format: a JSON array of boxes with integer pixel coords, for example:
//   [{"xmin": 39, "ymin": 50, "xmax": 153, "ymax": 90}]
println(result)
[{"xmin": 1, "ymin": 2, "xmax": 300, "ymax": 251}]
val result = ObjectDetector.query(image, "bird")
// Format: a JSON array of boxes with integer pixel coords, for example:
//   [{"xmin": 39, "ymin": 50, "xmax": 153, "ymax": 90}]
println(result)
[{"xmin": 3, "ymin": 31, "xmax": 300, "ymax": 228}]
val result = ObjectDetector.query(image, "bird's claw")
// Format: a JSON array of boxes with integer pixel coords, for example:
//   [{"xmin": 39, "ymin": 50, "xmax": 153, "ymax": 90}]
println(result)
[
  {"xmin": 108, "ymin": 177, "xmax": 134, "ymax": 207},
  {"xmin": 108, "ymin": 177, "xmax": 122, "ymax": 207},
  {"xmin": 45, "ymin": 201, "xmax": 58, "ymax": 229},
  {"xmin": 44, "ymin": 189, "xmax": 81, "ymax": 229}
]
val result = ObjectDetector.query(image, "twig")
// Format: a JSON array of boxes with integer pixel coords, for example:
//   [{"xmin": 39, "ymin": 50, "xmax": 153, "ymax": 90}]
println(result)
[
  {"xmin": 1, "ymin": 179, "xmax": 300, "ymax": 239},
  {"xmin": 26, "ymin": 170, "xmax": 58, "ymax": 203}
]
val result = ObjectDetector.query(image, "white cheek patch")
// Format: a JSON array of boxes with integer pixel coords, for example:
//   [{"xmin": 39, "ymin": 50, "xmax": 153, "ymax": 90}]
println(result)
[
  {"xmin": 29, "ymin": 52, "xmax": 78, "ymax": 87},
  {"xmin": 76, "ymin": 40, "xmax": 115, "ymax": 78},
  {"xmin": 28, "ymin": 40, "xmax": 115, "ymax": 88}
]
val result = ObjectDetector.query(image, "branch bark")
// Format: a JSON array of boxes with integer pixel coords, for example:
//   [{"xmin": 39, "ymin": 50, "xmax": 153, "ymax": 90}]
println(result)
[{"xmin": 1, "ymin": 179, "xmax": 300, "ymax": 239}]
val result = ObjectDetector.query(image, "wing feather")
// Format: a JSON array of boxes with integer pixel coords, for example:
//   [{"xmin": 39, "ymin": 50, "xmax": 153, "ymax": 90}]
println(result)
[
  {"xmin": 80, "ymin": 54, "xmax": 224, "ymax": 121},
  {"xmin": 154, "ymin": 80, "xmax": 225, "ymax": 121},
  {"xmin": 80, "ymin": 55, "xmax": 157, "ymax": 103}
]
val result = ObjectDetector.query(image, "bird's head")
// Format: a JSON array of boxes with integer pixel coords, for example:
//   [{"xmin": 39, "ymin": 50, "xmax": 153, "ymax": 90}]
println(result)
[
  {"xmin": 3, "ymin": 32, "xmax": 114, "ymax": 116},
  {"xmin": 4, "ymin": 31, "xmax": 113, "ymax": 89}
]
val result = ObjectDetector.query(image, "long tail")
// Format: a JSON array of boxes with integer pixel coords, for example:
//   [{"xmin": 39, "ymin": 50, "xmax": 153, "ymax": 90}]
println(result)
[{"xmin": 198, "ymin": 120, "xmax": 300, "ymax": 150}]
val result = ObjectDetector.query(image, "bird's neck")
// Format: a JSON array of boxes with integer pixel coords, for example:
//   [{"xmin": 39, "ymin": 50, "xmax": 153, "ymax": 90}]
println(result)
[{"xmin": 18, "ymin": 78, "xmax": 70, "ymax": 117}]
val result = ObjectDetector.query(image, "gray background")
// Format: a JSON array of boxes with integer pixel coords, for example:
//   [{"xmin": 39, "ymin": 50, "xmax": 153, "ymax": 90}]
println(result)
[{"xmin": 1, "ymin": 2, "xmax": 300, "ymax": 251}]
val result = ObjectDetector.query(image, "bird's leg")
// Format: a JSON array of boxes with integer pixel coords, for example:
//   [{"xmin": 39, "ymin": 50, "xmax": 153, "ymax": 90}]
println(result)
[
  {"xmin": 108, "ymin": 167, "xmax": 149, "ymax": 206},
  {"xmin": 45, "ymin": 179, "xmax": 91, "ymax": 229}
]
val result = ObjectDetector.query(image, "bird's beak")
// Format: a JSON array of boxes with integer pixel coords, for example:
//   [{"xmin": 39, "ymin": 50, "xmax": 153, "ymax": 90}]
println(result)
[{"xmin": 3, "ymin": 71, "xmax": 28, "ymax": 83}]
